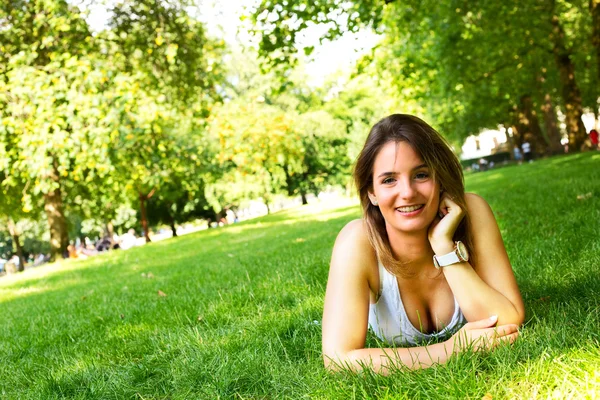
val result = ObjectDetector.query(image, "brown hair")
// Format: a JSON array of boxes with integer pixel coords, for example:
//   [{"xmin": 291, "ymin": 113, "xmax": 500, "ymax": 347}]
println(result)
[{"xmin": 353, "ymin": 114, "xmax": 474, "ymax": 276}]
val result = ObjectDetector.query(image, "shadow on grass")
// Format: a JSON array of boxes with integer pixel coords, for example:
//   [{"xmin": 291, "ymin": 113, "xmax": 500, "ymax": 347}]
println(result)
[
  {"xmin": 0, "ymin": 203, "xmax": 360, "ymax": 297},
  {"xmin": 2, "ymin": 153, "xmax": 599, "ymax": 398},
  {"xmin": 0, "ymin": 202, "xmax": 363, "ymax": 397}
]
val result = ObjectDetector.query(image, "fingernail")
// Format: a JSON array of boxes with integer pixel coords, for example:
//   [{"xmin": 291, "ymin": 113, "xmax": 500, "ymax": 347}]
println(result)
[{"xmin": 490, "ymin": 315, "xmax": 498, "ymax": 321}]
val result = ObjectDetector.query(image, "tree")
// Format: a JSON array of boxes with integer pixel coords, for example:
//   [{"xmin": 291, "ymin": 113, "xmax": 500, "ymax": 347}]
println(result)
[
  {"xmin": 285, "ymin": 111, "xmax": 349, "ymax": 204},
  {"xmin": 0, "ymin": 55, "xmax": 116, "ymax": 260},
  {"xmin": 146, "ymin": 179, "xmax": 215, "ymax": 237},
  {"xmin": 100, "ymin": 0, "xmax": 224, "ymax": 241},
  {"xmin": 0, "ymin": 0, "xmax": 105, "ymax": 260},
  {"xmin": 0, "ymin": 174, "xmax": 31, "ymax": 270},
  {"xmin": 209, "ymin": 100, "xmax": 301, "ymax": 211},
  {"xmin": 249, "ymin": 0, "xmax": 596, "ymax": 149}
]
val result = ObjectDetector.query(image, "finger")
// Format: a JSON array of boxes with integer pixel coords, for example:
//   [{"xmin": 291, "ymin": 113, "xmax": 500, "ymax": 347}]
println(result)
[
  {"xmin": 440, "ymin": 193, "xmax": 463, "ymax": 217},
  {"xmin": 494, "ymin": 332, "xmax": 519, "ymax": 346},
  {"xmin": 444, "ymin": 193, "xmax": 457, "ymax": 206},
  {"xmin": 494, "ymin": 324, "xmax": 519, "ymax": 337},
  {"xmin": 438, "ymin": 194, "xmax": 450, "ymax": 216},
  {"xmin": 464, "ymin": 315, "xmax": 498, "ymax": 330}
]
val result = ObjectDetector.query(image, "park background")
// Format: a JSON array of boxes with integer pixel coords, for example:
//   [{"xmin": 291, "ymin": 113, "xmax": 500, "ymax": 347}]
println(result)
[{"xmin": 0, "ymin": 0, "xmax": 599, "ymax": 398}]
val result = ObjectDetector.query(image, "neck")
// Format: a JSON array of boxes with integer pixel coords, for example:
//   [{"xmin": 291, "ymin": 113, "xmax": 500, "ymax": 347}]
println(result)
[{"xmin": 385, "ymin": 223, "xmax": 434, "ymax": 273}]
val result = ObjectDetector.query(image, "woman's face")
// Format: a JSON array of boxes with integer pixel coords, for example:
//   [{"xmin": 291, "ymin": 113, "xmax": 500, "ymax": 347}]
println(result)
[{"xmin": 369, "ymin": 141, "xmax": 440, "ymax": 235}]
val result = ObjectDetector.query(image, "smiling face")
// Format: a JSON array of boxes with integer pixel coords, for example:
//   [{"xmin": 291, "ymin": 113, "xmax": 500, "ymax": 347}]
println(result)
[{"xmin": 369, "ymin": 141, "xmax": 440, "ymax": 235}]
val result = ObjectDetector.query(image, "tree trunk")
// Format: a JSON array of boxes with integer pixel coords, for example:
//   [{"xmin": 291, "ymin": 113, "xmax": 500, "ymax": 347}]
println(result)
[
  {"xmin": 169, "ymin": 216, "xmax": 178, "ymax": 237},
  {"xmin": 550, "ymin": 14, "xmax": 587, "ymax": 150},
  {"xmin": 7, "ymin": 218, "xmax": 25, "ymax": 272},
  {"xmin": 519, "ymin": 95, "xmax": 548, "ymax": 155},
  {"xmin": 300, "ymin": 189, "xmax": 308, "ymax": 205},
  {"xmin": 44, "ymin": 185, "xmax": 69, "ymax": 261},
  {"xmin": 509, "ymin": 124, "xmax": 522, "ymax": 148},
  {"xmin": 105, "ymin": 221, "xmax": 115, "ymax": 247},
  {"xmin": 591, "ymin": 0, "xmax": 600, "ymax": 86},
  {"xmin": 501, "ymin": 123, "xmax": 516, "ymax": 158},
  {"xmin": 541, "ymin": 94, "xmax": 564, "ymax": 154},
  {"xmin": 139, "ymin": 192, "xmax": 151, "ymax": 243},
  {"xmin": 105, "ymin": 221, "xmax": 114, "ymax": 237}
]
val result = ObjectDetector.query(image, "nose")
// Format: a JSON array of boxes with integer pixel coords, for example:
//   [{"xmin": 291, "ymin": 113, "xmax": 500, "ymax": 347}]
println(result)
[{"xmin": 398, "ymin": 177, "xmax": 416, "ymax": 199}]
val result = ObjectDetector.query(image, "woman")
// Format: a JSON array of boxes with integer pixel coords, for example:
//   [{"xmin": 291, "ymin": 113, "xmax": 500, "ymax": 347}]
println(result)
[{"xmin": 322, "ymin": 114, "xmax": 524, "ymax": 373}]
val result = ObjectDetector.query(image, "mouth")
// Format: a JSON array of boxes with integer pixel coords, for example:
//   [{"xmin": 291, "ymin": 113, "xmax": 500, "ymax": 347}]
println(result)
[{"xmin": 395, "ymin": 204, "xmax": 425, "ymax": 215}]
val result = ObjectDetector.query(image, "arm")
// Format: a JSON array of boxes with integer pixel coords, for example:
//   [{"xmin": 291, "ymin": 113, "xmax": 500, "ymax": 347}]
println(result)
[
  {"xmin": 429, "ymin": 193, "xmax": 525, "ymax": 326},
  {"xmin": 323, "ymin": 219, "xmax": 519, "ymax": 374}
]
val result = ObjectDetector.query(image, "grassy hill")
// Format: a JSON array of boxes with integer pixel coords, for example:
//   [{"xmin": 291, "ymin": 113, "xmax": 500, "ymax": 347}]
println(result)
[{"xmin": 1, "ymin": 152, "xmax": 599, "ymax": 399}]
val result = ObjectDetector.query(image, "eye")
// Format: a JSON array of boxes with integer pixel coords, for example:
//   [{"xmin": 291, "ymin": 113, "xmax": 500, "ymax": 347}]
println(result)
[
  {"xmin": 414, "ymin": 171, "xmax": 429, "ymax": 180},
  {"xmin": 382, "ymin": 177, "xmax": 396, "ymax": 184}
]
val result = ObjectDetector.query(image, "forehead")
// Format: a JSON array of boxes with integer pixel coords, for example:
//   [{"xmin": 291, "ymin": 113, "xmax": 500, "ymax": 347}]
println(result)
[{"xmin": 372, "ymin": 141, "xmax": 424, "ymax": 174}]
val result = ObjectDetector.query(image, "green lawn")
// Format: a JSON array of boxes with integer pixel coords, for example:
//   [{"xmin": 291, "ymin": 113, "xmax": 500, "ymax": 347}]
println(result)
[{"xmin": 1, "ymin": 152, "xmax": 600, "ymax": 399}]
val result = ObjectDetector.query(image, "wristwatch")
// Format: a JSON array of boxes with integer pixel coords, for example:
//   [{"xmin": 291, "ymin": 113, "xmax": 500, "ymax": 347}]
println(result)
[{"xmin": 433, "ymin": 241, "xmax": 469, "ymax": 268}]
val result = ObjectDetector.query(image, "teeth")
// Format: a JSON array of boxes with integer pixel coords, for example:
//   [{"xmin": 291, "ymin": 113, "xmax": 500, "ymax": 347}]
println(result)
[{"xmin": 397, "ymin": 205, "xmax": 424, "ymax": 212}]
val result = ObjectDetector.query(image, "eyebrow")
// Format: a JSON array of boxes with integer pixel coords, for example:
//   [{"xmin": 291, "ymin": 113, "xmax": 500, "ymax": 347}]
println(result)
[{"xmin": 376, "ymin": 164, "xmax": 428, "ymax": 179}]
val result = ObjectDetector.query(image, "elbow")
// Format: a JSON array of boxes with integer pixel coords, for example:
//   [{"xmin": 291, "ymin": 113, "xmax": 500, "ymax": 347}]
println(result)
[
  {"xmin": 323, "ymin": 355, "xmax": 338, "ymax": 373},
  {"xmin": 322, "ymin": 349, "xmax": 344, "ymax": 373},
  {"xmin": 512, "ymin": 301, "xmax": 526, "ymax": 326},
  {"xmin": 501, "ymin": 305, "xmax": 525, "ymax": 327},
  {"xmin": 323, "ymin": 348, "xmax": 357, "ymax": 373},
  {"xmin": 514, "ymin": 308, "xmax": 525, "ymax": 326}
]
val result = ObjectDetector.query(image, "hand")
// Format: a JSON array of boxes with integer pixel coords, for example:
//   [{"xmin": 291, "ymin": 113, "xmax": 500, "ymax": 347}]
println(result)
[
  {"xmin": 428, "ymin": 193, "xmax": 465, "ymax": 254},
  {"xmin": 446, "ymin": 316, "xmax": 519, "ymax": 354}
]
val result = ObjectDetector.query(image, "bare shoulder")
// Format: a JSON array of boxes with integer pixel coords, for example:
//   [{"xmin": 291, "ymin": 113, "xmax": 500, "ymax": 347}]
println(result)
[
  {"xmin": 331, "ymin": 219, "xmax": 376, "ymax": 276},
  {"xmin": 335, "ymin": 219, "xmax": 370, "ymax": 246},
  {"xmin": 464, "ymin": 192, "xmax": 505, "ymax": 262},
  {"xmin": 465, "ymin": 192, "xmax": 491, "ymax": 211},
  {"xmin": 465, "ymin": 192, "xmax": 495, "ymax": 222}
]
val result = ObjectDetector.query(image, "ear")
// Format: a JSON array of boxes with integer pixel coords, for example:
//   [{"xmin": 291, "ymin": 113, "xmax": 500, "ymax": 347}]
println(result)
[{"xmin": 368, "ymin": 192, "xmax": 378, "ymax": 206}]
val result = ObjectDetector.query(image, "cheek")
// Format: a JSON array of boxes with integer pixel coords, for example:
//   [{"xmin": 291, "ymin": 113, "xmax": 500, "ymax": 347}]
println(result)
[{"xmin": 426, "ymin": 184, "xmax": 441, "ymax": 212}]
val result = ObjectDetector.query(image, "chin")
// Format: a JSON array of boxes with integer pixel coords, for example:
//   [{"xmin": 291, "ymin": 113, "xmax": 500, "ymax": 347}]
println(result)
[
  {"xmin": 385, "ymin": 212, "xmax": 436, "ymax": 234},
  {"xmin": 386, "ymin": 219, "xmax": 431, "ymax": 235}
]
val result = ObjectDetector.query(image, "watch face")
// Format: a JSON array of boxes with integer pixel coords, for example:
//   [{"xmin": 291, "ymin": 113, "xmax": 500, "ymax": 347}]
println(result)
[{"xmin": 456, "ymin": 241, "xmax": 469, "ymax": 261}]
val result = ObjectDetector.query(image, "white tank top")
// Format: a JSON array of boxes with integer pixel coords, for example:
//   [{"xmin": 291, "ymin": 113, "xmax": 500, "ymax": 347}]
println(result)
[{"xmin": 368, "ymin": 262, "xmax": 466, "ymax": 346}]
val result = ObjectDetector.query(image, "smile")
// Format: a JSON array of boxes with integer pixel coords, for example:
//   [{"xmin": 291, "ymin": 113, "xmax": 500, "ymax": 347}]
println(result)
[{"xmin": 396, "ymin": 204, "xmax": 425, "ymax": 213}]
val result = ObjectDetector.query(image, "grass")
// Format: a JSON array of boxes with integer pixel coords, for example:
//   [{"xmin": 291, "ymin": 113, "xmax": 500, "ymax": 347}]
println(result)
[{"xmin": 1, "ymin": 152, "xmax": 599, "ymax": 399}]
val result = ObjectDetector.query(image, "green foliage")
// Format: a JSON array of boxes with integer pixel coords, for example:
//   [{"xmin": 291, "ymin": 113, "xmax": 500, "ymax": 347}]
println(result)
[
  {"xmin": 106, "ymin": 0, "xmax": 225, "ymax": 104},
  {"xmin": 0, "ymin": 0, "xmax": 225, "ymax": 254},
  {"xmin": 208, "ymin": 99, "xmax": 302, "ymax": 207},
  {"xmin": 289, "ymin": 110, "xmax": 350, "ymax": 198},
  {"xmin": 0, "ymin": 54, "xmax": 114, "ymax": 199},
  {"xmin": 251, "ymin": 0, "xmax": 386, "ymax": 68},
  {"xmin": 250, "ymin": 0, "xmax": 599, "ymax": 143},
  {"xmin": 0, "ymin": 153, "xmax": 599, "ymax": 398},
  {"xmin": 0, "ymin": 0, "xmax": 92, "ymax": 72},
  {"xmin": 146, "ymin": 180, "xmax": 216, "ymax": 228}
]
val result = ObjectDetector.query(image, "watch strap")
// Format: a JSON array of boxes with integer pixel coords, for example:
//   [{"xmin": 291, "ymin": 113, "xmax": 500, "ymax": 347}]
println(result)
[{"xmin": 435, "ymin": 251, "xmax": 461, "ymax": 267}]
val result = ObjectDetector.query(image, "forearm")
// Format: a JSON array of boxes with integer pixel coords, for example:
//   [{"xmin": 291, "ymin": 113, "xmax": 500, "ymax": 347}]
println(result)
[
  {"xmin": 325, "ymin": 341, "xmax": 454, "ymax": 375},
  {"xmin": 443, "ymin": 262, "xmax": 523, "ymax": 325}
]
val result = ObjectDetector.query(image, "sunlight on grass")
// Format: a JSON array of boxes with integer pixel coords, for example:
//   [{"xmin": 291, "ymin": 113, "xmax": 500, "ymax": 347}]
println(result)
[
  {"xmin": 0, "ymin": 153, "xmax": 599, "ymax": 398},
  {"xmin": 0, "ymin": 285, "xmax": 51, "ymax": 303}
]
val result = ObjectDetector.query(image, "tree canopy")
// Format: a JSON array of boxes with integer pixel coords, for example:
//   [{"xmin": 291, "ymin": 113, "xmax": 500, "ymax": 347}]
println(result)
[
  {"xmin": 0, "ymin": 0, "xmax": 597, "ymax": 266},
  {"xmin": 250, "ymin": 0, "xmax": 599, "ymax": 148}
]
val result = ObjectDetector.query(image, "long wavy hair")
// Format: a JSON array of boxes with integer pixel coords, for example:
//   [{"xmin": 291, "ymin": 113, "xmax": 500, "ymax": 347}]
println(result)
[{"xmin": 353, "ymin": 114, "xmax": 474, "ymax": 277}]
